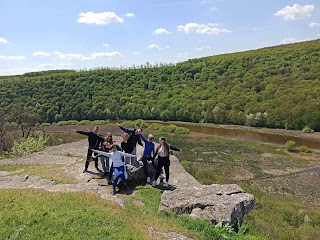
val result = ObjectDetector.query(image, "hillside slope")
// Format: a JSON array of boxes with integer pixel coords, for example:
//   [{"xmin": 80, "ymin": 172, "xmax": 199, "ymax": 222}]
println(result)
[{"xmin": 0, "ymin": 39, "xmax": 319, "ymax": 130}]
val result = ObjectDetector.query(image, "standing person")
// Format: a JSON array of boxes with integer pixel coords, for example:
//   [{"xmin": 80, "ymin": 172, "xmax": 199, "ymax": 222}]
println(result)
[
  {"xmin": 120, "ymin": 129, "xmax": 136, "ymax": 164},
  {"xmin": 152, "ymin": 137, "xmax": 181, "ymax": 188},
  {"xmin": 139, "ymin": 133, "xmax": 156, "ymax": 184},
  {"xmin": 93, "ymin": 145, "xmax": 136, "ymax": 195},
  {"xmin": 100, "ymin": 132, "xmax": 114, "ymax": 177},
  {"xmin": 72, "ymin": 126, "xmax": 104, "ymax": 173},
  {"xmin": 116, "ymin": 123, "xmax": 143, "ymax": 164}
]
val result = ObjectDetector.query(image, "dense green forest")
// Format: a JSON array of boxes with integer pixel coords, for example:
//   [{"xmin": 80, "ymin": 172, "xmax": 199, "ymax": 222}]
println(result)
[{"xmin": 1, "ymin": 39, "xmax": 320, "ymax": 130}]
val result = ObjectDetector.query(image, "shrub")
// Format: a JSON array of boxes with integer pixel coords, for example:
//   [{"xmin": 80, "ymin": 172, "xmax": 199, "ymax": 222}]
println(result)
[
  {"xmin": 40, "ymin": 122, "xmax": 51, "ymax": 127},
  {"xmin": 79, "ymin": 120, "xmax": 92, "ymax": 125},
  {"xmin": 285, "ymin": 140, "xmax": 296, "ymax": 151},
  {"xmin": 55, "ymin": 121, "xmax": 70, "ymax": 126},
  {"xmin": 147, "ymin": 123, "xmax": 164, "ymax": 130},
  {"xmin": 9, "ymin": 132, "xmax": 51, "ymax": 156},
  {"xmin": 298, "ymin": 146, "xmax": 312, "ymax": 153},
  {"xmin": 302, "ymin": 126, "xmax": 314, "ymax": 133},
  {"xmin": 175, "ymin": 126, "xmax": 190, "ymax": 134},
  {"xmin": 92, "ymin": 120, "xmax": 109, "ymax": 125}
]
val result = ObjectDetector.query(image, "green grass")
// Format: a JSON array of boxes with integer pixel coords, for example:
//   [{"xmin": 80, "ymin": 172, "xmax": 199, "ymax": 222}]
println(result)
[
  {"xmin": 0, "ymin": 164, "xmax": 79, "ymax": 184},
  {"xmin": 171, "ymin": 134, "xmax": 309, "ymax": 184},
  {"xmin": 0, "ymin": 186, "xmax": 263, "ymax": 240},
  {"xmin": 241, "ymin": 183, "xmax": 320, "ymax": 240}
]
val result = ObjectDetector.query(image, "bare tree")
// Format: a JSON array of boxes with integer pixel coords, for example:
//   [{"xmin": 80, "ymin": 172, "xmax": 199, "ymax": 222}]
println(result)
[{"xmin": 9, "ymin": 105, "xmax": 39, "ymax": 138}]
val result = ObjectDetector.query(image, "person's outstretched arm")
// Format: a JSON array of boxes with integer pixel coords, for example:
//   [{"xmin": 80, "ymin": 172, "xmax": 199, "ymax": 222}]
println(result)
[
  {"xmin": 71, "ymin": 129, "xmax": 90, "ymax": 136},
  {"xmin": 120, "ymin": 152, "xmax": 136, "ymax": 158},
  {"xmin": 116, "ymin": 123, "xmax": 132, "ymax": 134},
  {"xmin": 92, "ymin": 149, "xmax": 112, "ymax": 157},
  {"xmin": 169, "ymin": 144, "xmax": 181, "ymax": 152}
]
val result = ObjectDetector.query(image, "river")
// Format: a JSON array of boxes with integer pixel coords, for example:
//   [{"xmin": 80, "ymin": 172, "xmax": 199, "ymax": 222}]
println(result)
[{"xmin": 147, "ymin": 121, "xmax": 320, "ymax": 150}]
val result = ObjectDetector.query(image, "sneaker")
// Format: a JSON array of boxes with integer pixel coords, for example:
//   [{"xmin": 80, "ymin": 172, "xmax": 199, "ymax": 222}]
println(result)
[
  {"xmin": 152, "ymin": 180, "xmax": 157, "ymax": 187},
  {"xmin": 112, "ymin": 188, "xmax": 116, "ymax": 195},
  {"xmin": 82, "ymin": 168, "xmax": 87, "ymax": 173},
  {"xmin": 147, "ymin": 177, "xmax": 151, "ymax": 183},
  {"xmin": 165, "ymin": 181, "xmax": 169, "ymax": 188},
  {"xmin": 107, "ymin": 179, "xmax": 112, "ymax": 185},
  {"xmin": 125, "ymin": 186, "xmax": 130, "ymax": 194}
]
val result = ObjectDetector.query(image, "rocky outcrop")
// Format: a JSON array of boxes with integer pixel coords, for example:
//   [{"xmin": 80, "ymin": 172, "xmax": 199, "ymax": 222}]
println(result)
[
  {"xmin": 158, "ymin": 184, "xmax": 255, "ymax": 225},
  {"xmin": 156, "ymin": 154, "xmax": 255, "ymax": 225},
  {"xmin": 126, "ymin": 162, "xmax": 156, "ymax": 182}
]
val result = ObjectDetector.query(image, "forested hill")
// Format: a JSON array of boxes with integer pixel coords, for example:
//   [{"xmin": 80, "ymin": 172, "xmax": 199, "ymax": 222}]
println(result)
[{"xmin": 1, "ymin": 39, "xmax": 320, "ymax": 130}]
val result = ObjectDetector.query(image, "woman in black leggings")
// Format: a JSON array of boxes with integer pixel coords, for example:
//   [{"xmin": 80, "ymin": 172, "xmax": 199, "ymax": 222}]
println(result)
[{"xmin": 152, "ymin": 137, "xmax": 181, "ymax": 188}]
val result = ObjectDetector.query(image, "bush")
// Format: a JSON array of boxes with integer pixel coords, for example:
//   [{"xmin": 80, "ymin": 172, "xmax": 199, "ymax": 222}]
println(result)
[
  {"xmin": 302, "ymin": 126, "xmax": 314, "ymax": 133},
  {"xmin": 79, "ymin": 120, "xmax": 92, "ymax": 125},
  {"xmin": 285, "ymin": 140, "xmax": 296, "ymax": 151},
  {"xmin": 40, "ymin": 122, "xmax": 51, "ymax": 127},
  {"xmin": 9, "ymin": 132, "xmax": 51, "ymax": 156},
  {"xmin": 92, "ymin": 120, "xmax": 109, "ymax": 125},
  {"xmin": 56, "ymin": 121, "xmax": 71, "ymax": 126},
  {"xmin": 147, "ymin": 123, "xmax": 164, "ymax": 130},
  {"xmin": 175, "ymin": 126, "xmax": 190, "ymax": 134},
  {"xmin": 298, "ymin": 146, "xmax": 312, "ymax": 153}
]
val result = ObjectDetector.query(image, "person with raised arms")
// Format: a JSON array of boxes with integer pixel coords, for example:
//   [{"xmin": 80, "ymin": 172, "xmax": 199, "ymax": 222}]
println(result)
[
  {"xmin": 139, "ymin": 133, "xmax": 156, "ymax": 184},
  {"xmin": 116, "ymin": 123, "xmax": 143, "ymax": 165},
  {"xmin": 152, "ymin": 137, "xmax": 181, "ymax": 188},
  {"xmin": 72, "ymin": 126, "xmax": 104, "ymax": 173},
  {"xmin": 92, "ymin": 145, "xmax": 136, "ymax": 195}
]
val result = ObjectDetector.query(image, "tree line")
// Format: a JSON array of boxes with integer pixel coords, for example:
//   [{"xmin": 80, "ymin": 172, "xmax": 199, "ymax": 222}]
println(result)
[{"xmin": 1, "ymin": 39, "xmax": 320, "ymax": 131}]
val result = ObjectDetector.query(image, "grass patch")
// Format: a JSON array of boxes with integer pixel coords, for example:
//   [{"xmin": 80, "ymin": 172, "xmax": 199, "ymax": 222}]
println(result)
[
  {"xmin": 0, "ymin": 189, "xmax": 150, "ymax": 240},
  {"xmin": 0, "ymin": 187, "xmax": 263, "ymax": 240},
  {"xmin": 171, "ymin": 133, "xmax": 309, "ymax": 184},
  {"xmin": 0, "ymin": 164, "xmax": 78, "ymax": 184},
  {"xmin": 241, "ymin": 183, "xmax": 320, "ymax": 240}
]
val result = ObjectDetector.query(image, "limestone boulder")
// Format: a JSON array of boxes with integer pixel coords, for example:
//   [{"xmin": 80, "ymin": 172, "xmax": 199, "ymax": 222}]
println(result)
[
  {"xmin": 158, "ymin": 183, "xmax": 255, "ymax": 225},
  {"xmin": 126, "ymin": 161, "xmax": 156, "ymax": 182}
]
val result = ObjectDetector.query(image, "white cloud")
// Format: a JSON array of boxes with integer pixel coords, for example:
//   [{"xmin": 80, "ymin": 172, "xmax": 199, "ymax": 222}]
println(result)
[
  {"xmin": 309, "ymin": 22, "xmax": 320, "ymax": 28},
  {"xmin": 0, "ymin": 55, "xmax": 26, "ymax": 60},
  {"xmin": 209, "ymin": 7, "xmax": 217, "ymax": 11},
  {"xmin": 54, "ymin": 50, "xmax": 122, "ymax": 60},
  {"xmin": 152, "ymin": 28, "xmax": 172, "ymax": 35},
  {"xmin": 195, "ymin": 46, "xmax": 212, "ymax": 51},
  {"xmin": 148, "ymin": 44, "xmax": 161, "ymax": 50},
  {"xmin": 33, "ymin": 51, "xmax": 51, "ymax": 57},
  {"xmin": 274, "ymin": 4, "xmax": 316, "ymax": 21},
  {"xmin": 133, "ymin": 51, "xmax": 141, "ymax": 55},
  {"xmin": 77, "ymin": 12, "xmax": 124, "ymax": 25},
  {"xmin": 125, "ymin": 13, "xmax": 135, "ymax": 17},
  {"xmin": 177, "ymin": 23, "xmax": 230, "ymax": 35},
  {"xmin": 176, "ymin": 53, "xmax": 189, "ymax": 58},
  {"xmin": 57, "ymin": 53, "xmax": 87, "ymax": 60},
  {"xmin": 91, "ymin": 51, "xmax": 122, "ymax": 58},
  {"xmin": 38, "ymin": 63, "xmax": 54, "ymax": 68},
  {"xmin": 54, "ymin": 51, "xmax": 122, "ymax": 60},
  {"xmin": 59, "ymin": 62, "xmax": 75, "ymax": 66},
  {"xmin": 280, "ymin": 38, "xmax": 310, "ymax": 44},
  {"xmin": 164, "ymin": 46, "xmax": 170, "ymax": 49},
  {"xmin": 103, "ymin": 43, "xmax": 110, "ymax": 47},
  {"xmin": 0, "ymin": 37, "xmax": 8, "ymax": 44}
]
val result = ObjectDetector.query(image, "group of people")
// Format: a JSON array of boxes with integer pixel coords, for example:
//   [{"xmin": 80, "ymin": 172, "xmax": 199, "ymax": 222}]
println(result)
[{"xmin": 72, "ymin": 123, "xmax": 181, "ymax": 195}]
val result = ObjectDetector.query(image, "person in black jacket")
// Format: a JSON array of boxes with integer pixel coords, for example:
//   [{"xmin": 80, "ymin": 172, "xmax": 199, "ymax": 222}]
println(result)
[
  {"xmin": 152, "ymin": 136, "xmax": 181, "ymax": 188},
  {"xmin": 120, "ymin": 129, "xmax": 136, "ymax": 164},
  {"xmin": 117, "ymin": 123, "xmax": 143, "ymax": 165},
  {"xmin": 72, "ymin": 126, "xmax": 104, "ymax": 173}
]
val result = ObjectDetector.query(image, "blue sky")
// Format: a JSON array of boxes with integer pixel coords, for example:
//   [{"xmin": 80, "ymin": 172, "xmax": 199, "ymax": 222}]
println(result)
[{"xmin": 0, "ymin": 0, "xmax": 319, "ymax": 76}]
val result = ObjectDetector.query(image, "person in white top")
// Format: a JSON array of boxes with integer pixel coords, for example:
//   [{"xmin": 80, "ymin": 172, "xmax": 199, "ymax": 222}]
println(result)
[
  {"xmin": 93, "ymin": 145, "xmax": 135, "ymax": 195},
  {"xmin": 151, "ymin": 137, "xmax": 181, "ymax": 188}
]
